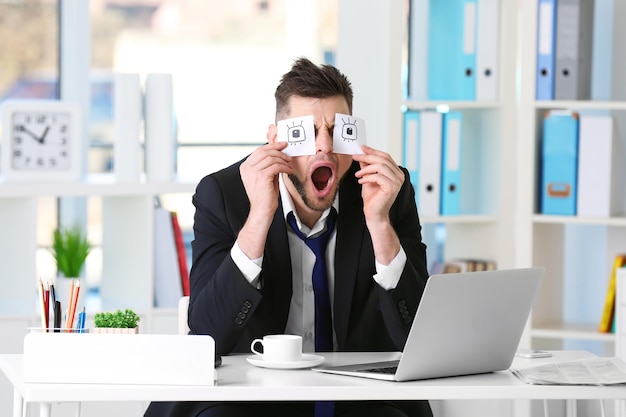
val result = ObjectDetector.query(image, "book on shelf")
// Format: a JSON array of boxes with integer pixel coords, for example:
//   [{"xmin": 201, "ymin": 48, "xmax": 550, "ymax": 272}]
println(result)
[
  {"xmin": 430, "ymin": 258, "xmax": 497, "ymax": 275},
  {"xmin": 154, "ymin": 206, "xmax": 189, "ymax": 308},
  {"xmin": 598, "ymin": 254, "xmax": 626, "ymax": 333},
  {"xmin": 170, "ymin": 211, "xmax": 190, "ymax": 297}
]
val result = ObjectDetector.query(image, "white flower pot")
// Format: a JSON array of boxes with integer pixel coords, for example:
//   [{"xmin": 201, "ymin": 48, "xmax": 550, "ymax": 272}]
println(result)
[{"xmin": 92, "ymin": 327, "xmax": 139, "ymax": 334}]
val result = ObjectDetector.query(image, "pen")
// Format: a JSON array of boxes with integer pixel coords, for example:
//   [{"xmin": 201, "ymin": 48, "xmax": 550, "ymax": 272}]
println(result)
[
  {"xmin": 44, "ymin": 282, "xmax": 50, "ymax": 331},
  {"xmin": 54, "ymin": 301, "xmax": 62, "ymax": 332},
  {"xmin": 65, "ymin": 279, "xmax": 80, "ymax": 331},
  {"xmin": 37, "ymin": 278, "xmax": 47, "ymax": 332},
  {"xmin": 77, "ymin": 307, "xmax": 86, "ymax": 333},
  {"xmin": 64, "ymin": 279, "xmax": 75, "ymax": 332},
  {"xmin": 71, "ymin": 281, "xmax": 80, "ymax": 329}
]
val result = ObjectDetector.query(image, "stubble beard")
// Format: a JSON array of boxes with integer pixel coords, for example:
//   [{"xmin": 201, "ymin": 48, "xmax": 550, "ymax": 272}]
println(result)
[{"xmin": 288, "ymin": 172, "xmax": 341, "ymax": 213}]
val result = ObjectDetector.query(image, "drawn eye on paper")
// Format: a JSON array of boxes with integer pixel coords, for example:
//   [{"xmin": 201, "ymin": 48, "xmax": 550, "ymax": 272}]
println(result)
[
  {"xmin": 277, "ymin": 115, "xmax": 316, "ymax": 157},
  {"xmin": 333, "ymin": 113, "xmax": 365, "ymax": 155},
  {"xmin": 341, "ymin": 117, "xmax": 358, "ymax": 141},
  {"xmin": 287, "ymin": 121, "xmax": 306, "ymax": 144}
]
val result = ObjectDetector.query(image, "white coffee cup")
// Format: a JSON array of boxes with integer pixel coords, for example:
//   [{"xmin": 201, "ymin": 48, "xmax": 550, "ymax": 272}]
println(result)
[{"xmin": 250, "ymin": 334, "xmax": 302, "ymax": 362}]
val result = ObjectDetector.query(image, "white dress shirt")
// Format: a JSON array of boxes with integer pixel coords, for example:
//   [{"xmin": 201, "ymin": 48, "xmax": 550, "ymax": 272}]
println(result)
[{"xmin": 230, "ymin": 175, "xmax": 407, "ymax": 352}]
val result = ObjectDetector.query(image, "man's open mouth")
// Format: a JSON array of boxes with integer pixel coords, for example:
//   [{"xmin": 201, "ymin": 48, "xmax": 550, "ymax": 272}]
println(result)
[{"xmin": 312, "ymin": 166, "xmax": 333, "ymax": 192}]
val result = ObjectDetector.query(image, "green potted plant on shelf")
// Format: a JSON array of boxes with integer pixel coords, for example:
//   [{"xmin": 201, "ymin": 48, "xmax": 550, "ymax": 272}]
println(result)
[
  {"xmin": 93, "ymin": 309, "xmax": 141, "ymax": 334},
  {"xmin": 50, "ymin": 225, "xmax": 92, "ymax": 278},
  {"xmin": 49, "ymin": 225, "xmax": 92, "ymax": 307}
]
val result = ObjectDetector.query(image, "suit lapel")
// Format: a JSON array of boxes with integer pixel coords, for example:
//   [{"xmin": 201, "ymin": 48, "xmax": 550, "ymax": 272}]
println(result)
[{"xmin": 263, "ymin": 202, "xmax": 293, "ymax": 327}]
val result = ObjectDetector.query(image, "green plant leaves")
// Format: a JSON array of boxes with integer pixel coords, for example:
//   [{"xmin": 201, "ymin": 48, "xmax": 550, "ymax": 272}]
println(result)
[
  {"xmin": 49, "ymin": 225, "xmax": 92, "ymax": 278},
  {"xmin": 94, "ymin": 309, "xmax": 140, "ymax": 328}
]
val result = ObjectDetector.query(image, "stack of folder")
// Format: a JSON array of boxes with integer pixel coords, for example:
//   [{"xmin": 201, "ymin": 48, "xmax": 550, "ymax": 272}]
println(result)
[
  {"xmin": 535, "ymin": 0, "xmax": 595, "ymax": 100},
  {"xmin": 402, "ymin": 110, "xmax": 463, "ymax": 217},
  {"xmin": 406, "ymin": 0, "xmax": 500, "ymax": 101},
  {"xmin": 540, "ymin": 111, "xmax": 618, "ymax": 216}
]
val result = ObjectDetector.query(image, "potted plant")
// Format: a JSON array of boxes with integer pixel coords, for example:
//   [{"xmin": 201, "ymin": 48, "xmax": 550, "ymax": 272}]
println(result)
[
  {"xmin": 50, "ymin": 225, "xmax": 92, "ymax": 278},
  {"xmin": 93, "ymin": 309, "xmax": 141, "ymax": 334},
  {"xmin": 49, "ymin": 225, "xmax": 92, "ymax": 310}
]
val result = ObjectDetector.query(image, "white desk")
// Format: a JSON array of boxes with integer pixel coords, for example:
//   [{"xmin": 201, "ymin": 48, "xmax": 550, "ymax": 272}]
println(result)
[{"xmin": 1, "ymin": 351, "xmax": 625, "ymax": 417}]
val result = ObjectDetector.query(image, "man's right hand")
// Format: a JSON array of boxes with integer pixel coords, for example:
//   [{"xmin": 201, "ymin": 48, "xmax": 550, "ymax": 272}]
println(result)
[{"xmin": 237, "ymin": 142, "xmax": 292, "ymax": 259}]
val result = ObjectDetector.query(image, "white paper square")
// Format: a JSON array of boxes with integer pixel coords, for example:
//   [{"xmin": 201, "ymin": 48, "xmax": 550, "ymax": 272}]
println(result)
[
  {"xmin": 333, "ymin": 114, "xmax": 366, "ymax": 155},
  {"xmin": 277, "ymin": 115, "xmax": 316, "ymax": 156}
]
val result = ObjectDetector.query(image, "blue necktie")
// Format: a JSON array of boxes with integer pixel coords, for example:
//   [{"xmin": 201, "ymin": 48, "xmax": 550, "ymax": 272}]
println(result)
[
  {"xmin": 287, "ymin": 207, "xmax": 336, "ymax": 352},
  {"xmin": 287, "ymin": 208, "xmax": 336, "ymax": 417}
]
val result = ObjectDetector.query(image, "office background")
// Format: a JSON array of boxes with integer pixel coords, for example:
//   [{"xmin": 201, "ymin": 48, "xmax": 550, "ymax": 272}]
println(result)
[{"xmin": 0, "ymin": 1, "xmax": 625, "ymax": 416}]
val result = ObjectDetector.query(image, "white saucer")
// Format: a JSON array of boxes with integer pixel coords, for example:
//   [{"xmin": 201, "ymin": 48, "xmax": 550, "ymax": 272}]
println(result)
[{"xmin": 246, "ymin": 354, "xmax": 325, "ymax": 369}]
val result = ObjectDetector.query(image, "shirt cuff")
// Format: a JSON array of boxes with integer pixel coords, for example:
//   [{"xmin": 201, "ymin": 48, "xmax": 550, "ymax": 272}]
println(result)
[
  {"xmin": 231, "ymin": 240, "xmax": 263, "ymax": 287},
  {"xmin": 373, "ymin": 247, "xmax": 407, "ymax": 290}
]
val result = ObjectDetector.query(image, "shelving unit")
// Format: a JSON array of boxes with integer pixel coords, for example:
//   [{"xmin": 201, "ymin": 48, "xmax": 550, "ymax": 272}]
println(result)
[
  {"xmin": 0, "ymin": 174, "xmax": 196, "ymax": 323},
  {"xmin": 517, "ymin": 0, "xmax": 626, "ymax": 356},
  {"xmin": 0, "ymin": 175, "xmax": 195, "ymax": 417},
  {"xmin": 339, "ymin": 0, "xmax": 626, "ymax": 371},
  {"xmin": 338, "ymin": 0, "xmax": 519, "ymax": 280},
  {"xmin": 401, "ymin": 1, "xmax": 519, "ymax": 277}
]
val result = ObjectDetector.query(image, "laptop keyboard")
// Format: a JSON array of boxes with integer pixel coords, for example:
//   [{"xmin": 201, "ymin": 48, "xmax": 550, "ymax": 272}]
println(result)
[{"xmin": 363, "ymin": 366, "xmax": 398, "ymax": 374}]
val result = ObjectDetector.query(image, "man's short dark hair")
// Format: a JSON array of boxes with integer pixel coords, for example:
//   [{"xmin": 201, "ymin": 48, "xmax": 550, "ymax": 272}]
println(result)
[{"xmin": 275, "ymin": 57, "xmax": 353, "ymax": 120}]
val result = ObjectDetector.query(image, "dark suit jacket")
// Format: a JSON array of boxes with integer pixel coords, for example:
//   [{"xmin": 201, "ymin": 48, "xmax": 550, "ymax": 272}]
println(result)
[{"xmin": 145, "ymin": 158, "xmax": 432, "ymax": 417}]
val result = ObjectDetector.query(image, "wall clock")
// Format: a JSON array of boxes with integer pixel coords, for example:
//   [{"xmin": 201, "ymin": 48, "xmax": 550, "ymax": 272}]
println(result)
[{"xmin": 1, "ymin": 99, "xmax": 82, "ymax": 181}]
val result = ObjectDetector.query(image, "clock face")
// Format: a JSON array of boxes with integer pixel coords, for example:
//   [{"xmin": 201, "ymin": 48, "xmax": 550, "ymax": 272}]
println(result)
[
  {"xmin": 1, "ymin": 99, "xmax": 81, "ymax": 181},
  {"xmin": 10, "ymin": 111, "xmax": 72, "ymax": 171}
]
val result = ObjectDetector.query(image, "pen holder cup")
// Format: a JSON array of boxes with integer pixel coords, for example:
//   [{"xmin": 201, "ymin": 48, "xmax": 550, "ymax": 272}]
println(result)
[{"xmin": 28, "ymin": 327, "xmax": 89, "ymax": 333}]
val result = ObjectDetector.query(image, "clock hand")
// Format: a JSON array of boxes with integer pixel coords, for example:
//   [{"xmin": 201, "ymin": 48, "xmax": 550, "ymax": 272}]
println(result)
[
  {"xmin": 18, "ymin": 125, "xmax": 43, "ymax": 143},
  {"xmin": 38, "ymin": 126, "xmax": 50, "ymax": 144}
]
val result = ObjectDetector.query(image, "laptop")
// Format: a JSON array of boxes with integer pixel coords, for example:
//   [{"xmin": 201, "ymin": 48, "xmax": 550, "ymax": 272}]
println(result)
[{"xmin": 312, "ymin": 267, "xmax": 543, "ymax": 381}]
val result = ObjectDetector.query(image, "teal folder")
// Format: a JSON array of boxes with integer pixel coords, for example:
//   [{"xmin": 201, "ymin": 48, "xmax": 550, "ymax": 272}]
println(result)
[
  {"xmin": 441, "ymin": 112, "xmax": 463, "ymax": 215},
  {"xmin": 428, "ymin": 0, "xmax": 477, "ymax": 100},
  {"xmin": 540, "ymin": 111, "xmax": 579, "ymax": 215}
]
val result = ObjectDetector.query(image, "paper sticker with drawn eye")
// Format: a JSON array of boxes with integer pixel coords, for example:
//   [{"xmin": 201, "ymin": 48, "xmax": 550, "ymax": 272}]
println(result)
[
  {"xmin": 277, "ymin": 115, "xmax": 316, "ymax": 156},
  {"xmin": 333, "ymin": 114, "xmax": 366, "ymax": 155}
]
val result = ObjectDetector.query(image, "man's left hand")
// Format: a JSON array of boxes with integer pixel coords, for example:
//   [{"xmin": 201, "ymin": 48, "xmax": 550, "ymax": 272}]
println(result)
[
  {"xmin": 352, "ymin": 145, "xmax": 405, "ymax": 222},
  {"xmin": 352, "ymin": 145, "xmax": 405, "ymax": 265}
]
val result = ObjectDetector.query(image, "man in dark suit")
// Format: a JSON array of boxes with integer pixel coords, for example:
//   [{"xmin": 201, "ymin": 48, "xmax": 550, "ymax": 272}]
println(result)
[{"xmin": 145, "ymin": 57, "xmax": 432, "ymax": 417}]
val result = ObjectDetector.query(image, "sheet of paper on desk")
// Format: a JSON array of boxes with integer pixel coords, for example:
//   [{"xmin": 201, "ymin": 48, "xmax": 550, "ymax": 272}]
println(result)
[{"xmin": 511, "ymin": 357, "xmax": 626, "ymax": 385}]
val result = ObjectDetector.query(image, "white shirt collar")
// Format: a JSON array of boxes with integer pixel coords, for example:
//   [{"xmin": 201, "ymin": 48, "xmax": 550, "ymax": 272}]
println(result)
[{"xmin": 279, "ymin": 174, "xmax": 339, "ymax": 237}]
